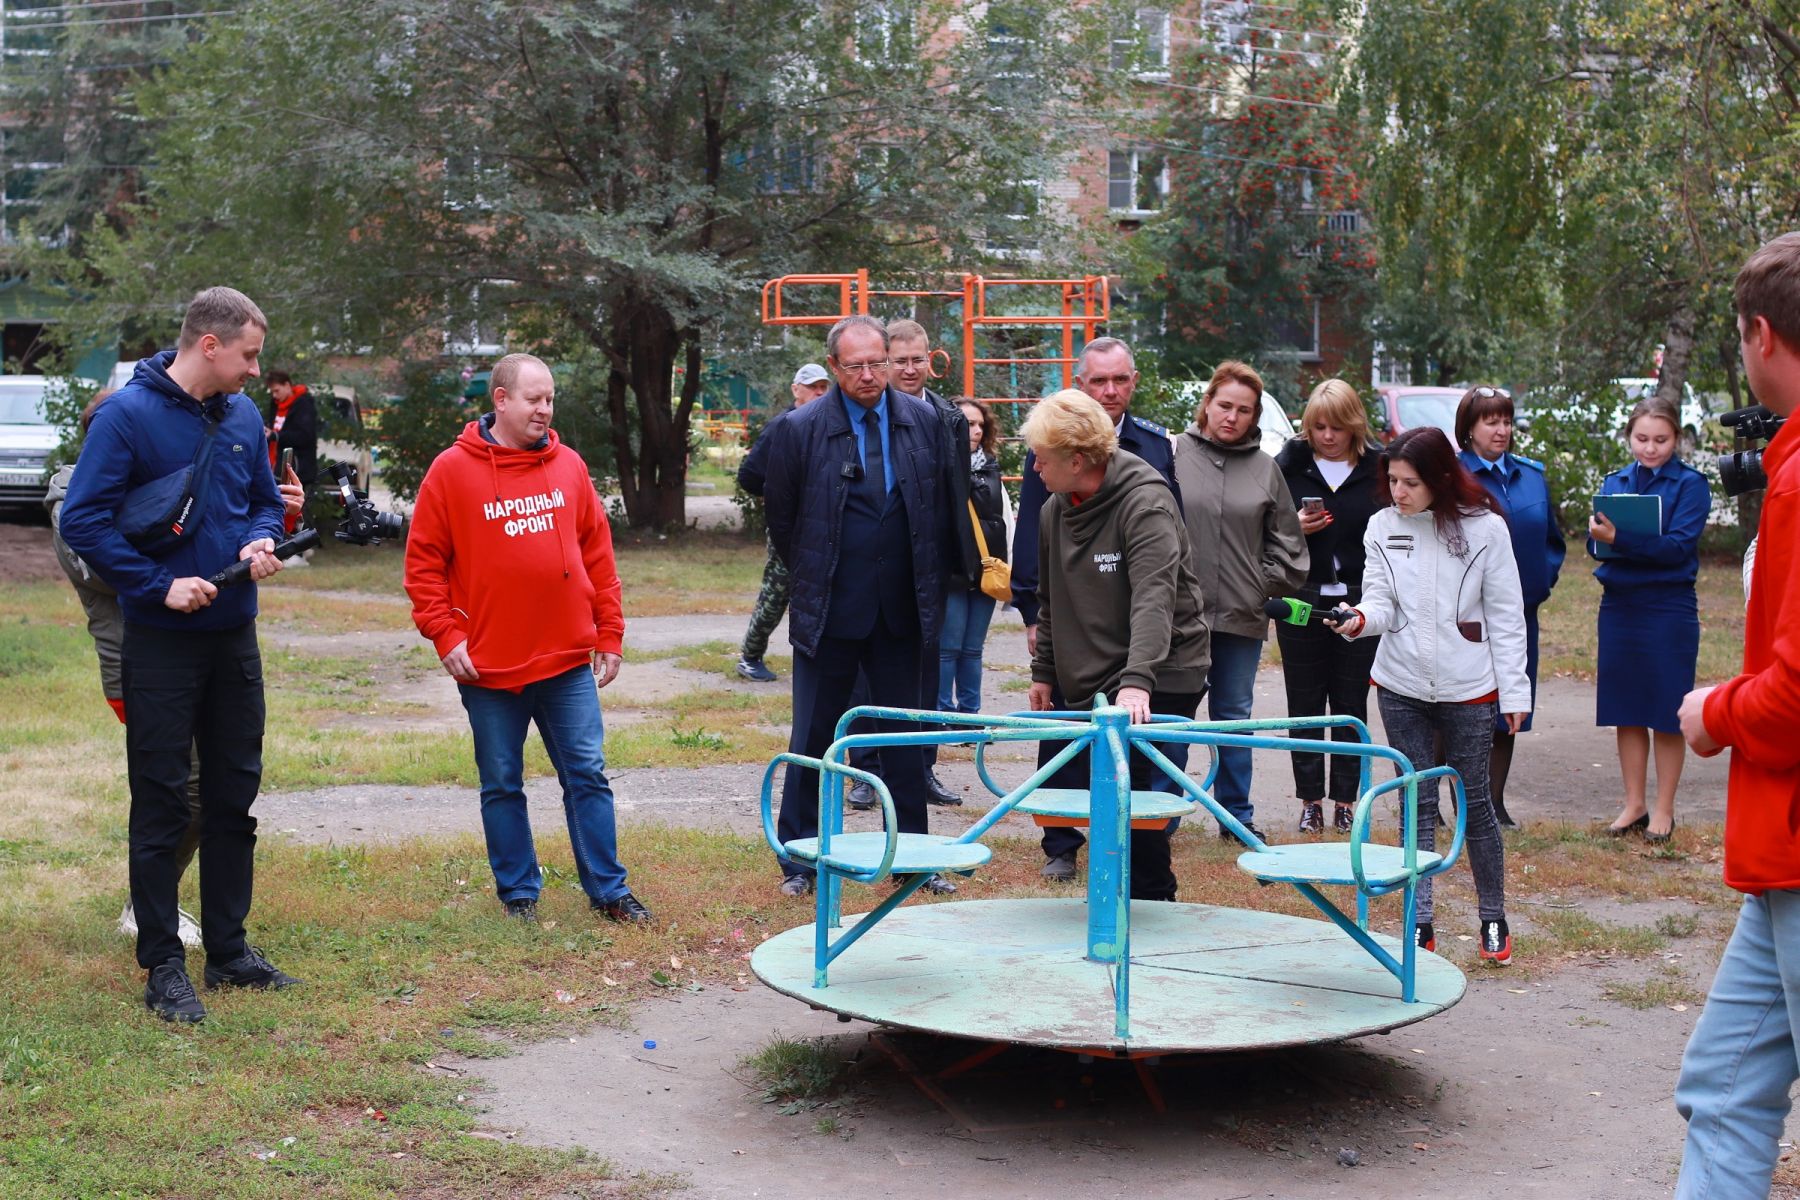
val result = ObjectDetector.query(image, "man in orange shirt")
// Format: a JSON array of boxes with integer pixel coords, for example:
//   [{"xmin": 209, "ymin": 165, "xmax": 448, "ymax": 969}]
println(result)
[
  {"xmin": 405, "ymin": 353, "xmax": 649, "ymax": 925},
  {"xmin": 1674, "ymin": 232, "xmax": 1800, "ymax": 1197}
]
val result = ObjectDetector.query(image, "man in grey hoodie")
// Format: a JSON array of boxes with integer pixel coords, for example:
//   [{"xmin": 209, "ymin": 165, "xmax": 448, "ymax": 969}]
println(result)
[{"xmin": 1024, "ymin": 389, "xmax": 1211, "ymax": 899}]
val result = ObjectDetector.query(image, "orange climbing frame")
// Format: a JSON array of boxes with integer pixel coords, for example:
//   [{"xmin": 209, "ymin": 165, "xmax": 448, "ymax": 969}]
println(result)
[{"xmin": 759, "ymin": 270, "xmax": 1110, "ymax": 404}]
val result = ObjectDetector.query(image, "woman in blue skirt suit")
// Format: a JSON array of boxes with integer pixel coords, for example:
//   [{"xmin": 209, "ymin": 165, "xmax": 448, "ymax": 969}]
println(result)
[
  {"xmin": 1588, "ymin": 398, "xmax": 1710, "ymax": 843},
  {"xmin": 1457, "ymin": 386, "xmax": 1566, "ymax": 828}
]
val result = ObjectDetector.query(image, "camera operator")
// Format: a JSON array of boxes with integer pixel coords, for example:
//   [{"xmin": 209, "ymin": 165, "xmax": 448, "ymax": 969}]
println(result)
[
  {"xmin": 60, "ymin": 287, "xmax": 301, "ymax": 1024},
  {"xmin": 1673, "ymin": 232, "xmax": 1800, "ymax": 1195}
]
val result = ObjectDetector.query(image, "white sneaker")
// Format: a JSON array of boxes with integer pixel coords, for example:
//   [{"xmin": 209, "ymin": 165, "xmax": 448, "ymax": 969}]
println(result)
[
  {"xmin": 176, "ymin": 907, "xmax": 203, "ymax": 948},
  {"xmin": 118, "ymin": 901, "xmax": 204, "ymax": 948}
]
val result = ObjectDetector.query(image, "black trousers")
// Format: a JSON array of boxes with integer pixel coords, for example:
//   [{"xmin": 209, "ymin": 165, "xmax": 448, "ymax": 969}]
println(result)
[
  {"xmin": 122, "ymin": 621, "xmax": 265, "ymax": 969},
  {"xmin": 1035, "ymin": 688, "xmax": 1203, "ymax": 900},
  {"xmin": 1274, "ymin": 616, "xmax": 1380, "ymax": 806},
  {"xmin": 844, "ymin": 630, "xmax": 943, "ymax": 773},
  {"xmin": 779, "ymin": 621, "xmax": 930, "ymax": 878}
]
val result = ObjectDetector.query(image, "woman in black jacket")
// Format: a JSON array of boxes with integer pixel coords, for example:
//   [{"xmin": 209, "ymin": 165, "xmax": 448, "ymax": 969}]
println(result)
[
  {"xmin": 1272, "ymin": 379, "xmax": 1388, "ymax": 835},
  {"xmin": 938, "ymin": 398, "xmax": 1010, "ymax": 715}
]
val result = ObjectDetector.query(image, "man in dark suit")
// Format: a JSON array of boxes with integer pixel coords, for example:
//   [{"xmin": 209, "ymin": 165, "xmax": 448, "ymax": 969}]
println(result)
[
  {"xmin": 1010, "ymin": 336, "xmax": 1182, "ymax": 880},
  {"xmin": 761, "ymin": 315, "xmax": 960, "ymax": 897}
]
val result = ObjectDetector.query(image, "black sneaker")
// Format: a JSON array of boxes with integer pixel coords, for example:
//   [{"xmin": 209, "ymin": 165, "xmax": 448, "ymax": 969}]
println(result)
[
  {"xmin": 504, "ymin": 897, "xmax": 539, "ymax": 922},
  {"xmin": 592, "ymin": 891, "xmax": 653, "ymax": 923},
  {"xmin": 146, "ymin": 959, "xmax": 206, "ymax": 1022},
  {"xmin": 1479, "ymin": 918, "xmax": 1513, "ymax": 966},
  {"xmin": 203, "ymin": 947, "xmax": 300, "ymax": 991},
  {"xmin": 778, "ymin": 874, "xmax": 813, "ymax": 897},
  {"xmin": 847, "ymin": 780, "xmax": 879, "ymax": 811},
  {"xmin": 1415, "ymin": 922, "xmax": 1435, "ymax": 952},
  {"xmin": 1333, "ymin": 803, "xmax": 1354, "ymax": 834},
  {"xmin": 1218, "ymin": 822, "xmax": 1267, "ymax": 847},
  {"xmin": 896, "ymin": 873, "xmax": 957, "ymax": 895},
  {"xmin": 1298, "ymin": 802, "xmax": 1324, "ymax": 834},
  {"xmin": 925, "ymin": 769, "xmax": 963, "ymax": 807},
  {"xmin": 736, "ymin": 656, "xmax": 777, "ymax": 682}
]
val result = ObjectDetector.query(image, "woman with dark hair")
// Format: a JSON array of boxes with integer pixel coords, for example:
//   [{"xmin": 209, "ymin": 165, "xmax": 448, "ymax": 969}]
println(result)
[
  {"xmin": 1275, "ymin": 378, "xmax": 1387, "ymax": 835},
  {"xmin": 1455, "ymin": 386, "xmax": 1566, "ymax": 828},
  {"xmin": 938, "ymin": 398, "xmax": 1010, "ymax": 715},
  {"xmin": 1331, "ymin": 426, "xmax": 1530, "ymax": 965},
  {"xmin": 1173, "ymin": 360, "xmax": 1310, "ymax": 843},
  {"xmin": 1589, "ymin": 398, "xmax": 1709, "ymax": 842}
]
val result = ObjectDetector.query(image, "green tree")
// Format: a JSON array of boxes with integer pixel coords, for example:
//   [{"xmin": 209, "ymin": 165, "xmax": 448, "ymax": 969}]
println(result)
[
  {"xmin": 49, "ymin": 0, "xmax": 1094, "ymax": 520},
  {"xmin": 1133, "ymin": 2, "xmax": 1374, "ymax": 381},
  {"xmin": 1348, "ymin": 0, "xmax": 1800, "ymax": 409}
]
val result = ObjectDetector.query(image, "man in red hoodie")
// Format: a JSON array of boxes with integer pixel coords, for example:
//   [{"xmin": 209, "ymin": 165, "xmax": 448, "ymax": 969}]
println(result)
[
  {"xmin": 405, "ymin": 352, "xmax": 649, "ymax": 924},
  {"xmin": 1674, "ymin": 232, "xmax": 1800, "ymax": 1197}
]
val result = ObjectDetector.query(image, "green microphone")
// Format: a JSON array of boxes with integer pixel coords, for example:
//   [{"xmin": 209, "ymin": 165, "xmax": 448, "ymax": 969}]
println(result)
[{"xmin": 1265, "ymin": 597, "xmax": 1313, "ymax": 626}]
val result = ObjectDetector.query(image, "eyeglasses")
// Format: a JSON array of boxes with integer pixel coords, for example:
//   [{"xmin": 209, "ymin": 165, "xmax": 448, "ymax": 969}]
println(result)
[
  {"xmin": 890, "ymin": 356, "xmax": 929, "ymax": 370},
  {"xmin": 1469, "ymin": 386, "xmax": 1511, "ymax": 400},
  {"xmin": 835, "ymin": 360, "xmax": 890, "ymax": 376}
]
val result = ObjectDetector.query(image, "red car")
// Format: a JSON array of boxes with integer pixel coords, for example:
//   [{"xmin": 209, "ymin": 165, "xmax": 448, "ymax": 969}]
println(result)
[{"xmin": 1373, "ymin": 385, "xmax": 1465, "ymax": 444}]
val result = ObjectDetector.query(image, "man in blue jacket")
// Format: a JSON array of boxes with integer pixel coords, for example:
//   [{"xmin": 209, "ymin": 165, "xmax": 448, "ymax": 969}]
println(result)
[
  {"xmin": 1010, "ymin": 336, "xmax": 1182, "ymax": 879},
  {"xmin": 760, "ymin": 315, "xmax": 960, "ymax": 896},
  {"xmin": 61, "ymin": 286, "xmax": 299, "ymax": 1023}
]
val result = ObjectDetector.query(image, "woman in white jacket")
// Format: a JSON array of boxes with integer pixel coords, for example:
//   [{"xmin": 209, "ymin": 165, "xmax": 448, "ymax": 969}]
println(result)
[{"xmin": 1329, "ymin": 426, "xmax": 1530, "ymax": 965}]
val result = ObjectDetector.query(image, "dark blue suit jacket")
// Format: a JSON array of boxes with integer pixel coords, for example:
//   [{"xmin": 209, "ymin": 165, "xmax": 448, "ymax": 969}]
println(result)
[
  {"xmin": 761, "ymin": 384, "xmax": 958, "ymax": 656},
  {"xmin": 1009, "ymin": 411, "xmax": 1178, "ymax": 626},
  {"xmin": 1460, "ymin": 450, "xmax": 1566, "ymax": 608}
]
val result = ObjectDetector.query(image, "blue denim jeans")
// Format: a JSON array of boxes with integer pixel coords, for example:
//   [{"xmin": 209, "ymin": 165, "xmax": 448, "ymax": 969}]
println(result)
[
  {"xmin": 458, "ymin": 665, "xmax": 629, "ymax": 905},
  {"xmin": 1676, "ymin": 890, "xmax": 1800, "ymax": 1198},
  {"xmin": 937, "ymin": 588, "xmax": 997, "ymax": 714},
  {"xmin": 1205, "ymin": 631, "xmax": 1265, "ymax": 824}
]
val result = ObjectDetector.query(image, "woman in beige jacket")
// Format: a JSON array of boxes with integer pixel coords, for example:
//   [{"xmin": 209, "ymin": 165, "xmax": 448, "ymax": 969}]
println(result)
[{"xmin": 1173, "ymin": 360, "xmax": 1310, "ymax": 843}]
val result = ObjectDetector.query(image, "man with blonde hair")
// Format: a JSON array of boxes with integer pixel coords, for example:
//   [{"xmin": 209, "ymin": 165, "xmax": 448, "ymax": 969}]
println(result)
[
  {"xmin": 406, "ymin": 352, "xmax": 650, "ymax": 926},
  {"xmin": 61, "ymin": 286, "xmax": 297, "ymax": 1022}
]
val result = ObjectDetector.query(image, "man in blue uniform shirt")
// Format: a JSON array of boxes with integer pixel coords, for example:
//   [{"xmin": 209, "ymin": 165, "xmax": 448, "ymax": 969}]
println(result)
[{"xmin": 1010, "ymin": 336, "xmax": 1183, "ymax": 879}]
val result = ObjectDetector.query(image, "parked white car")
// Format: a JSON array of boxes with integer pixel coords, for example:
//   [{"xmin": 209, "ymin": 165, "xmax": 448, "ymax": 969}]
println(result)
[{"xmin": 0, "ymin": 377, "xmax": 60, "ymax": 506}]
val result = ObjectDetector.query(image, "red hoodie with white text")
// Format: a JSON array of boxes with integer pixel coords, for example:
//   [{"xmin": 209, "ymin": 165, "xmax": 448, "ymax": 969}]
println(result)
[{"xmin": 405, "ymin": 421, "xmax": 624, "ymax": 690}]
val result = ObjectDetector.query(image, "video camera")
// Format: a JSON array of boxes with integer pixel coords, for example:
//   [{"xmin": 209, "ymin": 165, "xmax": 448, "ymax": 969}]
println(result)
[
  {"xmin": 1719, "ymin": 403, "xmax": 1786, "ymax": 498},
  {"xmin": 209, "ymin": 461, "xmax": 403, "ymax": 587}
]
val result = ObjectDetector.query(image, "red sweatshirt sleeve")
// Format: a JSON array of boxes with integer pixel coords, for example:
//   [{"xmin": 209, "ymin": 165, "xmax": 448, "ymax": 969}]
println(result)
[
  {"xmin": 577, "ymin": 481, "xmax": 625, "ymax": 655},
  {"xmin": 1704, "ymin": 484, "xmax": 1800, "ymax": 769},
  {"xmin": 403, "ymin": 465, "xmax": 467, "ymax": 659}
]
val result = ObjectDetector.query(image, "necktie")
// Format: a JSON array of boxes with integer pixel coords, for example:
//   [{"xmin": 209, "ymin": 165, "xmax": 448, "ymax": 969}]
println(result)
[{"xmin": 862, "ymin": 409, "xmax": 887, "ymax": 502}]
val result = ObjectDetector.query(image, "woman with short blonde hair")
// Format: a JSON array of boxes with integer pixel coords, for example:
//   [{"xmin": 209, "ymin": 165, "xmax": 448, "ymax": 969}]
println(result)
[{"xmin": 1020, "ymin": 388, "xmax": 1118, "ymax": 464}]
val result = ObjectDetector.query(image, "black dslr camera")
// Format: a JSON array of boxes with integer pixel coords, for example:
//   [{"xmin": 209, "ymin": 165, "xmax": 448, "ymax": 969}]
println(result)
[
  {"xmin": 208, "ymin": 461, "xmax": 403, "ymax": 587},
  {"xmin": 1719, "ymin": 404, "xmax": 1787, "ymax": 497},
  {"xmin": 326, "ymin": 460, "xmax": 404, "ymax": 545}
]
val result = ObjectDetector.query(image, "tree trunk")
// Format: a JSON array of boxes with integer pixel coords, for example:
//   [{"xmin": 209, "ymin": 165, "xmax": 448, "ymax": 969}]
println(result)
[
  {"xmin": 606, "ymin": 289, "xmax": 694, "ymax": 530},
  {"xmin": 1655, "ymin": 301, "xmax": 1698, "ymax": 415}
]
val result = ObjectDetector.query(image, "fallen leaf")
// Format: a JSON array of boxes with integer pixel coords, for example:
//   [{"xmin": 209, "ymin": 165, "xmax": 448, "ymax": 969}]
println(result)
[
  {"xmin": 1506, "ymin": 988, "xmax": 1527, "ymax": 994},
  {"xmin": 1671, "ymin": 1003, "xmax": 1689, "ymax": 1012},
  {"xmin": 555, "ymin": 990, "xmax": 575, "ymax": 1004},
  {"xmin": 603, "ymin": 975, "xmax": 620, "ymax": 987},
  {"xmin": 1412, "ymin": 1142, "xmax": 1428, "ymax": 1151},
  {"xmin": 670, "ymin": 956, "xmax": 683, "ymax": 969},
  {"xmin": 1589, "ymin": 1091, "xmax": 1603, "ymax": 1097}
]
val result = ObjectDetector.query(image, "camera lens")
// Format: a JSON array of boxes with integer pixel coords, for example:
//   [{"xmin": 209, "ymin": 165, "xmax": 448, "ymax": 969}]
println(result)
[{"xmin": 1719, "ymin": 449, "xmax": 1766, "ymax": 498}]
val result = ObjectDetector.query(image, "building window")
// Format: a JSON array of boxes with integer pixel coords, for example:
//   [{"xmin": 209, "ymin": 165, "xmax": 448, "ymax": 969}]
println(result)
[
  {"xmin": 856, "ymin": 145, "xmax": 902, "ymax": 197},
  {"xmin": 1271, "ymin": 297, "xmax": 1323, "ymax": 364},
  {"xmin": 1108, "ymin": 148, "xmax": 1167, "ymax": 215},
  {"xmin": 444, "ymin": 282, "xmax": 510, "ymax": 357},
  {"xmin": 855, "ymin": 1, "xmax": 912, "ymax": 64},
  {"xmin": 984, "ymin": 178, "xmax": 1042, "ymax": 258},
  {"xmin": 985, "ymin": 3, "xmax": 1039, "ymax": 107},
  {"xmin": 746, "ymin": 140, "xmax": 818, "ymax": 195},
  {"xmin": 1, "ymin": 1, "xmax": 57, "ymax": 58},
  {"xmin": 1110, "ymin": 7, "xmax": 1169, "ymax": 75},
  {"xmin": 0, "ymin": 127, "xmax": 60, "ymax": 246},
  {"xmin": 443, "ymin": 148, "xmax": 507, "ymax": 211}
]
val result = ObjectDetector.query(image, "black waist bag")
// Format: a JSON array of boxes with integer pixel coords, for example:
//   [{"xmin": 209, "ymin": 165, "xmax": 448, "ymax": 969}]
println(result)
[{"xmin": 117, "ymin": 415, "xmax": 221, "ymax": 557}]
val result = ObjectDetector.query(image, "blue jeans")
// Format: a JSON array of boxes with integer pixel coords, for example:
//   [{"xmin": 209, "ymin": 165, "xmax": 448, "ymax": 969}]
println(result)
[
  {"xmin": 937, "ymin": 588, "xmax": 997, "ymax": 713},
  {"xmin": 458, "ymin": 665, "xmax": 629, "ymax": 904},
  {"xmin": 1205, "ymin": 632, "xmax": 1264, "ymax": 824},
  {"xmin": 1676, "ymin": 890, "xmax": 1800, "ymax": 1198}
]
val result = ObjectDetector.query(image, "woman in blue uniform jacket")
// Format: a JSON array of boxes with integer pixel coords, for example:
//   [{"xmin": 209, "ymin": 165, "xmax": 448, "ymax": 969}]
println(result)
[
  {"xmin": 1456, "ymin": 386, "xmax": 1566, "ymax": 827},
  {"xmin": 1588, "ymin": 397, "xmax": 1710, "ymax": 843}
]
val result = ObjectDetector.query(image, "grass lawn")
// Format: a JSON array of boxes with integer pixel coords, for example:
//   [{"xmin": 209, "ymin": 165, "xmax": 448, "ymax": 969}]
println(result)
[
  {"xmin": 1536, "ymin": 552, "xmax": 1745, "ymax": 684},
  {"xmin": 0, "ymin": 521, "xmax": 1747, "ymax": 1196}
]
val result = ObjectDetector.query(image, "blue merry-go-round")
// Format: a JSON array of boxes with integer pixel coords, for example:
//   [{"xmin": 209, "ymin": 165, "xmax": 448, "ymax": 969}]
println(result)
[{"xmin": 751, "ymin": 701, "xmax": 1469, "ymax": 1057}]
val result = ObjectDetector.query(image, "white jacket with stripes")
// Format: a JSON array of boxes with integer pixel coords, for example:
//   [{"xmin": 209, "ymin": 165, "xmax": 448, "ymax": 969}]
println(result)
[{"xmin": 1348, "ymin": 506, "xmax": 1532, "ymax": 714}]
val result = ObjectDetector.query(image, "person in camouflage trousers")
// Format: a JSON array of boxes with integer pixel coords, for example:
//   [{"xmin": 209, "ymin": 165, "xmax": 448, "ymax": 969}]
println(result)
[{"xmin": 736, "ymin": 363, "xmax": 830, "ymax": 682}]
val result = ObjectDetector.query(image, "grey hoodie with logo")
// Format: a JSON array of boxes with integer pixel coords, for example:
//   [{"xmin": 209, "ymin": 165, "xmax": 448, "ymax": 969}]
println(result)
[{"xmin": 1031, "ymin": 450, "xmax": 1211, "ymax": 708}]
